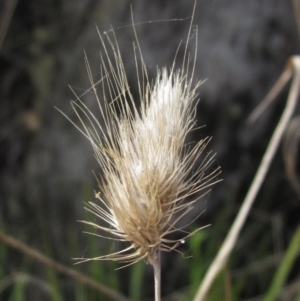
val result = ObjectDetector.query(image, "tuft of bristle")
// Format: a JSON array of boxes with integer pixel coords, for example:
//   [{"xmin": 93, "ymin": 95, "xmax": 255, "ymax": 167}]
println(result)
[{"xmin": 68, "ymin": 15, "xmax": 221, "ymax": 267}]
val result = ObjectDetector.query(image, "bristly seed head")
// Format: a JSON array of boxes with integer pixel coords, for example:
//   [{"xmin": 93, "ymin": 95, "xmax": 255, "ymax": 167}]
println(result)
[{"xmin": 68, "ymin": 15, "xmax": 221, "ymax": 267}]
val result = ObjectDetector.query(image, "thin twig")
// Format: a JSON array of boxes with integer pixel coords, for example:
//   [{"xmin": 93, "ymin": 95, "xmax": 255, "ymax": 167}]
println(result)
[
  {"xmin": 247, "ymin": 65, "xmax": 293, "ymax": 123},
  {"xmin": 0, "ymin": 230, "xmax": 129, "ymax": 301},
  {"xmin": 193, "ymin": 56, "xmax": 300, "ymax": 301}
]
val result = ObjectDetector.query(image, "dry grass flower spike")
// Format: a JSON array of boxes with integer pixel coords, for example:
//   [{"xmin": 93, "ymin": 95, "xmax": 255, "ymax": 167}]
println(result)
[{"xmin": 63, "ymin": 3, "xmax": 221, "ymax": 300}]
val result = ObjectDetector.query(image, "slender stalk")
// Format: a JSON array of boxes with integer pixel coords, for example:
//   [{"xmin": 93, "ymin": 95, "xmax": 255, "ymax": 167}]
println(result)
[
  {"xmin": 194, "ymin": 56, "xmax": 300, "ymax": 301},
  {"xmin": 149, "ymin": 248, "xmax": 161, "ymax": 301},
  {"xmin": 0, "ymin": 230, "xmax": 129, "ymax": 301},
  {"xmin": 153, "ymin": 253, "xmax": 161, "ymax": 301}
]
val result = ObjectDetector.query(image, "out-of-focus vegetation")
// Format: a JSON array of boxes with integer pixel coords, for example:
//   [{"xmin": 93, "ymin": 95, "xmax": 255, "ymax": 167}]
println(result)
[{"xmin": 0, "ymin": 0, "xmax": 299, "ymax": 300}]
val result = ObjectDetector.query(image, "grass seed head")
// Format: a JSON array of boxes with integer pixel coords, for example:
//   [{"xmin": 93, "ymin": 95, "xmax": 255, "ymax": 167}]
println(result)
[{"xmin": 70, "ymin": 16, "xmax": 221, "ymax": 267}]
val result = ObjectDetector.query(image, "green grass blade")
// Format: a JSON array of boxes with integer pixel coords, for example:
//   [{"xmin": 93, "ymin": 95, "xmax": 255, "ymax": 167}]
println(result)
[
  {"xmin": 263, "ymin": 225, "xmax": 300, "ymax": 301},
  {"xmin": 129, "ymin": 260, "xmax": 145, "ymax": 301}
]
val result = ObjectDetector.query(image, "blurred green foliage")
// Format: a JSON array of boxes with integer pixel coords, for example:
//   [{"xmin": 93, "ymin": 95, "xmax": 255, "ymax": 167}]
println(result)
[{"xmin": 0, "ymin": 180, "xmax": 300, "ymax": 301}]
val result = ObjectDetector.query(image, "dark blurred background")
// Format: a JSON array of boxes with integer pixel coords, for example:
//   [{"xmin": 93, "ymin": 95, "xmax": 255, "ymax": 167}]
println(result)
[{"xmin": 1, "ymin": 0, "xmax": 300, "ymax": 300}]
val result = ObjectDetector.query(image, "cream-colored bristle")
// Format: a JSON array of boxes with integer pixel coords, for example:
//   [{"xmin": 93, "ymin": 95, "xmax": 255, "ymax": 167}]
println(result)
[{"xmin": 69, "ymin": 8, "xmax": 221, "ymax": 267}]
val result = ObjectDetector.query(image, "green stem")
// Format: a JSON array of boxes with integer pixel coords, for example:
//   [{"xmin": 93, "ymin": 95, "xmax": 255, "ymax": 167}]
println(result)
[{"xmin": 263, "ymin": 225, "xmax": 300, "ymax": 301}]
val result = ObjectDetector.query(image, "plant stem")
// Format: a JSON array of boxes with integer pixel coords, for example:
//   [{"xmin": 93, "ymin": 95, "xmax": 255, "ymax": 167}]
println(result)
[
  {"xmin": 0, "ymin": 230, "xmax": 129, "ymax": 301},
  {"xmin": 153, "ymin": 254, "xmax": 161, "ymax": 301},
  {"xmin": 193, "ymin": 56, "xmax": 300, "ymax": 301},
  {"xmin": 149, "ymin": 248, "xmax": 161, "ymax": 301}
]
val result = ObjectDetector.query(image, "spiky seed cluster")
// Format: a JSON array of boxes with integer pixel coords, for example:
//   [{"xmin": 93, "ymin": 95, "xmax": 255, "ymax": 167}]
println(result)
[{"xmin": 70, "ymin": 27, "xmax": 220, "ymax": 266}]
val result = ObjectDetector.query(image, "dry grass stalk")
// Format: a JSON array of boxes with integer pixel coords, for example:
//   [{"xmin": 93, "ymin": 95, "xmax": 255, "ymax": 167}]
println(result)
[
  {"xmin": 0, "ymin": 230, "xmax": 129, "ymax": 301},
  {"xmin": 194, "ymin": 56, "xmax": 300, "ymax": 301}
]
